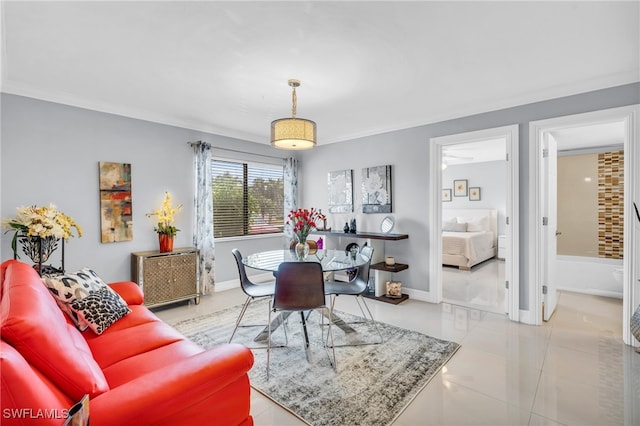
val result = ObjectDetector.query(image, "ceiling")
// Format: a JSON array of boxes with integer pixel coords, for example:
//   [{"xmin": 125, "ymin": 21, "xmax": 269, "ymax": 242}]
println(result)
[
  {"xmin": 553, "ymin": 121, "xmax": 625, "ymax": 152},
  {"xmin": 444, "ymin": 120, "xmax": 627, "ymax": 166},
  {"xmin": 1, "ymin": 1, "xmax": 638, "ymax": 147}
]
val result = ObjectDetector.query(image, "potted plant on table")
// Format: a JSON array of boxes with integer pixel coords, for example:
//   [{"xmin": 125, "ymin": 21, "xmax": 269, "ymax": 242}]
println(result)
[
  {"xmin": 146, "ymin": 192, "xmax": 183, "ymax": 253},
  {"xmin": 287, "ymin": 207, "xmax": 322, "ymax": 260}
]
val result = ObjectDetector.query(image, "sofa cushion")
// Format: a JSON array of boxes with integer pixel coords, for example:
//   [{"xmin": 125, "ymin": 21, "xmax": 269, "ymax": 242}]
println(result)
[
  {"xmin": 1, "ymin": 341, "xmax": 74, "ymax": 426},
  {"xmin": 0, "ymin": 261, "xmax": 109, "ymax": 400},
  {"xmin": 102, "ymin": 340, "xmax": 203, "ymax": 388},
  {"xmin": 86, "ymin": 321, "xmax": 188, "ymax": 369}
]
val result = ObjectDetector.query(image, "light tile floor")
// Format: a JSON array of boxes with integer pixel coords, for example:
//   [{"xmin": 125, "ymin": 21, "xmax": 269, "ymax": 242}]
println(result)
[
  {"xmin": 443, "ymin": 258, "xmax": 505, "ymax": 314},
  {"xmin": 155, "ymin": 288, "xmax": 639, "ymax": 426}
]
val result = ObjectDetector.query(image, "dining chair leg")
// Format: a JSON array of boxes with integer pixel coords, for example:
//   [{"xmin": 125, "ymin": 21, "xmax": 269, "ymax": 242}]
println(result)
[
  {"xmin": 267, "ymin": 307, "xmax": 273, "ymax": 380},
  {"xmin": 325, "ymin": 295, "xmax": 383, "ymax": 347},
  {"xmin": 228, "ymin": 296, "xmax": 252, "ymax": 343},
  {"xmin": 357, "ymin": 295, "xmax": 383, "ymax": 344},
  {"xmin": 300, "ymin": 311, "xmax": 313, "ymax": 362},
  {"xmin": 323, "ymin": 306, "xmax": 337, "ymax": 371},
  {"xmin": 353, "ymin": 296, "xmax": 370, "ymax": 324}
]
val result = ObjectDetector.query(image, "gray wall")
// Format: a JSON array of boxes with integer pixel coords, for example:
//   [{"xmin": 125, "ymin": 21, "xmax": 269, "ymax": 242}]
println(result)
[
  {"xmin": 2, "ymin": 82, "xmax": 638, "ymax": 312},
  {"xmin": 443, "ymin": 161, "xmax": 507, "ymax": 235},
  {"xmin": 0, "ymin": 94, "xmax": 287, "ymax": 283},
  {"xmin": 299, "ymin": 82, "xmax": 640, "ymax": 310}
]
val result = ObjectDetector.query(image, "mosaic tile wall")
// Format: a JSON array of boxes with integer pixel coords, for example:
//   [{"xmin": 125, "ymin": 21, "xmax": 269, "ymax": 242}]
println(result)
[{"xmin": 598, "ymin": 150, "xmax": 624, "ymax": 259}]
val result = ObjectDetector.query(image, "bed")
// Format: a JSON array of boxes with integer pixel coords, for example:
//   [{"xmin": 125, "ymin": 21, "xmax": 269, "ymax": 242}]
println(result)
[{"xmin": 442, "ymin": 209, "xmax": 498, "ymax": 270}]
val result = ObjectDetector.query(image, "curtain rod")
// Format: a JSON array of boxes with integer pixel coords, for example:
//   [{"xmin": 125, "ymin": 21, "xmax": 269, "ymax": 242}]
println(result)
[{"xmin": 188, "ymin": 141, "xmax": 287, "ymax": 161}]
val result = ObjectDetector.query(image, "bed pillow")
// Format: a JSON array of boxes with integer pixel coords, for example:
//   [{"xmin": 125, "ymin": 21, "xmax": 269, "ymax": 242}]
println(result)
[
  {"xmin": 443, "ymin": 221, "xmax": 467, "ymax": 232},
  {"xmin": 443, "ymin": 218, "xmax": 457, "ymax": 229},
  {"xmin": 459, "ymin": 216, "xmax": 489, "ymax": 232}
]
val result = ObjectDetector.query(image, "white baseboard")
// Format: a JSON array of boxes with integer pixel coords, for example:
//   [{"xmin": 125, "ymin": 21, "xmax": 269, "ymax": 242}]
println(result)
[
  {"xmin": 214, "ymin": 272, "xmax": 274, "ymax": 293},
  {"xmin": 401, "ymin": 287, "xmax": 433, "ymax": 303},
  {"xmin": 214, "ymin": 279, "xmax": 239, "ymax": 292},
  {"xmin": 518, "ymin": 309, "xmax": 535, "ymax": 325}
]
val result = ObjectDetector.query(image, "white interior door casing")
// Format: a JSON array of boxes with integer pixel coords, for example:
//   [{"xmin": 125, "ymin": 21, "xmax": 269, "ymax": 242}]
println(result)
[
  {"xmin": 429, "ymin": 125, "xmax": 519, "ymax": 321},
  {"xmin": 542, "ymin": 133, "xmax": 558, "ymax": 321},
  {"xmin": 529, "ymin": 105, "xmax": 640, "ymax": 345}
]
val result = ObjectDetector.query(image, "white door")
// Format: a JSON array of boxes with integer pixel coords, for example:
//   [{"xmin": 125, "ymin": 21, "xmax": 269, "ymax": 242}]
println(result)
[{"xmin": 542, "ymin": 133, "xmax": 558, "ymax": 321}]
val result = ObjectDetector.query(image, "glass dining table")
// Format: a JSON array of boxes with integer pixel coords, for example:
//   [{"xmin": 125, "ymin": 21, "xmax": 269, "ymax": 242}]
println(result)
[
  {"xmin": 242, "ymin": 248, "xmax": 369, "ymax": 273},
  {"xmin": 242, "ymin": 249, "xmax": 369, "ymax": 343}
]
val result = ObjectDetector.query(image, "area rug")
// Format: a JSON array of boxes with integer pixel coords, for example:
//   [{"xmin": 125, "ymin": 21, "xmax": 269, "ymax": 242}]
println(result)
[{"xmin": 168, "ymin": 299, "xmax": 460, "ymax": 426}]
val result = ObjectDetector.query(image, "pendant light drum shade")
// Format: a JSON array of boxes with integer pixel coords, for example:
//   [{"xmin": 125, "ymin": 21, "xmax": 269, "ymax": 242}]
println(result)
[
  {"xmin": 270, "ymin": 79, "xmax": 316, "ymax": 150},
  {"xmin": 271, "ymin": 117, "xmax": 317, "ymax": 150}
]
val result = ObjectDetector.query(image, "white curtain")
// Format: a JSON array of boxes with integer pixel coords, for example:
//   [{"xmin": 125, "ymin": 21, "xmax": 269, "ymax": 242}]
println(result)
[
  {"xmin": 283, "ymin": 157, "xmax": 298, "ymax": 243},
  {"xmin": 192, "ymin": 141, "xmax": 215, "ymax": 294}
]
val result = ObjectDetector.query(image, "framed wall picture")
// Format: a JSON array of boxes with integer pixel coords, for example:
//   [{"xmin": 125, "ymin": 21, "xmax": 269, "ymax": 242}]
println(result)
[
  {"xmin": 469, "ymin": 187, "xmax": 481, "ymax": 201},
  {"xmin": 453, "ymin": 179, "xmax": 468, "ymax": 197},
  {"xmin": 327, "ymin": 169, "xmax": 353, "ymax": 213},
  {"xmin": 362, "ymin": 165, "xmax": 392, "ymax": 213},
  {"xmin": 99, "ymin": 162, "xmax": 133, "ymax": 243},
  {"xmin": 442, "ymin": 189, "xmax": 452, "ymax": 202}
]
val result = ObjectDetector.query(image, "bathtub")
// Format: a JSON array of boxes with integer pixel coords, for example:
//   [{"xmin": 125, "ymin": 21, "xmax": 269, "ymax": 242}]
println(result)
[{"xmin": 556, "ymin": 255, "xmax": 623, "ymax": 299}]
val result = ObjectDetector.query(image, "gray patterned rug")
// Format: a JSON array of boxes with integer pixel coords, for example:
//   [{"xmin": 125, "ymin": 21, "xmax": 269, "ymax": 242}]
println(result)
[{"xmin": 169, "ymin": 298, "xmax": 460, "ymax": 426}]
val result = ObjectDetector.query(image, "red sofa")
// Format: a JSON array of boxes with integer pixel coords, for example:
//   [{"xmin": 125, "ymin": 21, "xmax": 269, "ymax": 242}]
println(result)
[{"xmin": 0, "ymin": 260, "xmax": 254, "ymax": 425}]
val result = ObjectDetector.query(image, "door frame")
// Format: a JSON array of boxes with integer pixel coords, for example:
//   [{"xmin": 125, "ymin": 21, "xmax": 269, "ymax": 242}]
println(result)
[
  {"xmin": 429, "ymin": 125, "xmax": 520, "ymax": 321},
  {"xmin": 529, "ymin": 105, "xmax": 640, "ymax": 345}
]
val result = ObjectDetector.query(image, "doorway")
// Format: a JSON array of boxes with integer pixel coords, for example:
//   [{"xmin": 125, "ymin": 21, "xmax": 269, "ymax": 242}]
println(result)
[
  {"xmin": 429, "ymin": 125, "xmax": 519, "ymax": 321},
  {"xmin": 530, "ymin": 105, "xmax": 640, "ymax": 346}
]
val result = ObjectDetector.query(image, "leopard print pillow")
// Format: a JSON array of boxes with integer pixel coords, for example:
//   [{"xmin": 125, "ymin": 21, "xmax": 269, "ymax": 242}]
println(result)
[
  {"xmin": 42, "ymin": 268, "xmax": 109, "ymax": 330},
  {"xmin": 70, "ymin": 286, "xmax": 131, "ymax": 335}
]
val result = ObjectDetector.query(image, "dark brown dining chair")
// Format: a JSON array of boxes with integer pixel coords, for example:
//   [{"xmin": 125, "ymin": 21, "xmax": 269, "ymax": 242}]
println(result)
[
  {"xmin": 229, "ymin": 249, "xmax": 276, "ymax": 345},
  {"xmin": 324, "ymin": 246, "xmax": 383, "ymax": 346},
  {"xmin": 267, "ymin": 261, "xmax": 336, "ymax": 379}
]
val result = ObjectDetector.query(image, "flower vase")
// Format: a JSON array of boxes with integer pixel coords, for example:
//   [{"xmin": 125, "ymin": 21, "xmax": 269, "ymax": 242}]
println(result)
[
  {"xmin": 294, "ymin": 235, "xmax": 310, "ymax": 261},
  {"xmin": 158, "ymin": 233, "xmax": 174, "ymax": 253},
  {"xmin": 19, "ymin": 235, "xmax": 59, "ymax": 264}
]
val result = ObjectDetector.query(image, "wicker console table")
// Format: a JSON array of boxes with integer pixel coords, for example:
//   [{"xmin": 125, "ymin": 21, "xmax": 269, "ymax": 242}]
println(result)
[{"xmin": 131, "ymin": 248, "xmax": 200, "ymax": 308}]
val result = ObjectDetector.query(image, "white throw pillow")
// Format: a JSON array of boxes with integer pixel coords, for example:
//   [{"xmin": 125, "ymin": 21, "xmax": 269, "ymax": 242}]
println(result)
[
  {"xmin": 464, "ymin": 216, "xmax": 489, "ymax": 232},
  {"xmin": 443, "ymin": 220, "xmax": 467, "ymax": 232}
]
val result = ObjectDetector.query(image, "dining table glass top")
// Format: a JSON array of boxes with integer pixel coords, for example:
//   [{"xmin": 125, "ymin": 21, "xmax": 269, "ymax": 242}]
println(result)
[{"xmin": 242, "ymin": 249, "xmax": 368, "ymax": 272}]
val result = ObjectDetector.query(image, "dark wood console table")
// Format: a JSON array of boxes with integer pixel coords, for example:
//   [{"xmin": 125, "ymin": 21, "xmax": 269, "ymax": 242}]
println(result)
[
  {"xmin": 313, "ymin": 230, "xmax": 408, "ymax": 241},
  {"xmin": 311, "ymin": 230, "xmax": 409, "ymax": 301}
]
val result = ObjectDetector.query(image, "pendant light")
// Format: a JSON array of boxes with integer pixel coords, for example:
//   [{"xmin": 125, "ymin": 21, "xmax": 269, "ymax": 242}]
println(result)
[{"xmin": 270, "ymin": 79, "xmax": 317, "ymax": 150}]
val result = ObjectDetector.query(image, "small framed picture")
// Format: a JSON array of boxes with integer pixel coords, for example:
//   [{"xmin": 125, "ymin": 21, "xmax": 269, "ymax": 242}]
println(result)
[
  {"xmin": 469, "ymin": 187, "xmax": 481, "ymax": 201},
  {"xmin": 442, "ymin": 189, "xmax": 452, "ymax": 202},
  {"xmin": 453, "ymin": 179, "xmax": 468, "ymax": 197}
]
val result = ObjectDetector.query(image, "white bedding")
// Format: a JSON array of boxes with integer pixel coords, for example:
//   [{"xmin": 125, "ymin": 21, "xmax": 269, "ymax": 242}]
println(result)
[
  {"xmin": 442, "ymin": 231, "xmax": 494, "ymax": 264},
  {"xmin": 441, "ymin": 209, "xmax": 499, "ymax": 269}
]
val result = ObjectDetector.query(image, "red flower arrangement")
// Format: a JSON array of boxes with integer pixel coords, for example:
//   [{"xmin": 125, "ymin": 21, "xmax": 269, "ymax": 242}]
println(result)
[{"xmin": 287, "ymin": 208, "xmax": 322, "ymax": 243}]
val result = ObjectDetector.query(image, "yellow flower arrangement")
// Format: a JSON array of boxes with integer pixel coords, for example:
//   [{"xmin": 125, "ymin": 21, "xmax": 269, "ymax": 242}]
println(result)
[
  {"xmin": 146, "ymin": 192, "xmax": 183, "ymax": 236},
  {"xmin": 2, "ymin": 204, "xmax": 82, "ymax": 258}
]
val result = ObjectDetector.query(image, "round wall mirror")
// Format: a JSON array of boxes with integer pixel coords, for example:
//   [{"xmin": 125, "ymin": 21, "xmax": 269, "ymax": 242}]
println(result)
[{"xmin": 380, "ymin": 216, "xmax": 394, "ymax": 233}]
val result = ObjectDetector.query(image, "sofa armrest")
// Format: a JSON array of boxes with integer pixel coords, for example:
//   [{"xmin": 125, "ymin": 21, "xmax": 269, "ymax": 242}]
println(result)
[
  {"xmin": 108, "ymin": 282, "xmax": 144, "ymax": 305},
  {"xmin": 90, "ymin": 344, "xmax": 254, "ymax": 425}
]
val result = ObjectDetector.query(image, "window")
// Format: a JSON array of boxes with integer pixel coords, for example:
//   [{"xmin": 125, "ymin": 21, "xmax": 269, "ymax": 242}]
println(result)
[{"xmin": 212, "ymin": 159, "xmax": 284, "ymax": 238}]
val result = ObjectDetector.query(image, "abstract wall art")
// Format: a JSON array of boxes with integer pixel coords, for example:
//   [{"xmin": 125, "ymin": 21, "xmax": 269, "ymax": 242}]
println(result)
[
  {"xmin": 99, "ymin": 162, "xmax": 133, "ymax": 242},
  {"xmin": 328, "ymin": 169, "xmax": 354, "ymax": 213},
  {"xmin": 362, "ymin": 165, "xmax": 392, "ymax": 213}
]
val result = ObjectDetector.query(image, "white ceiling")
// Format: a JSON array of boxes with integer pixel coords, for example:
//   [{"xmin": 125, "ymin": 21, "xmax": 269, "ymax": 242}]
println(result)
[
  {"xmin": 1, "ymin": 1, "xmax": 638, "ymax": 147},
  {"xmin": 552, "ymin": 121, "xmax": 625, "ymax": 151},
  {"xmin": 444, "ymin": 120, "xmax": 627, "ymax": 165},
  {"xmin": 443, "ymin": 138, "xmax": 506, "ymax": 165}
]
